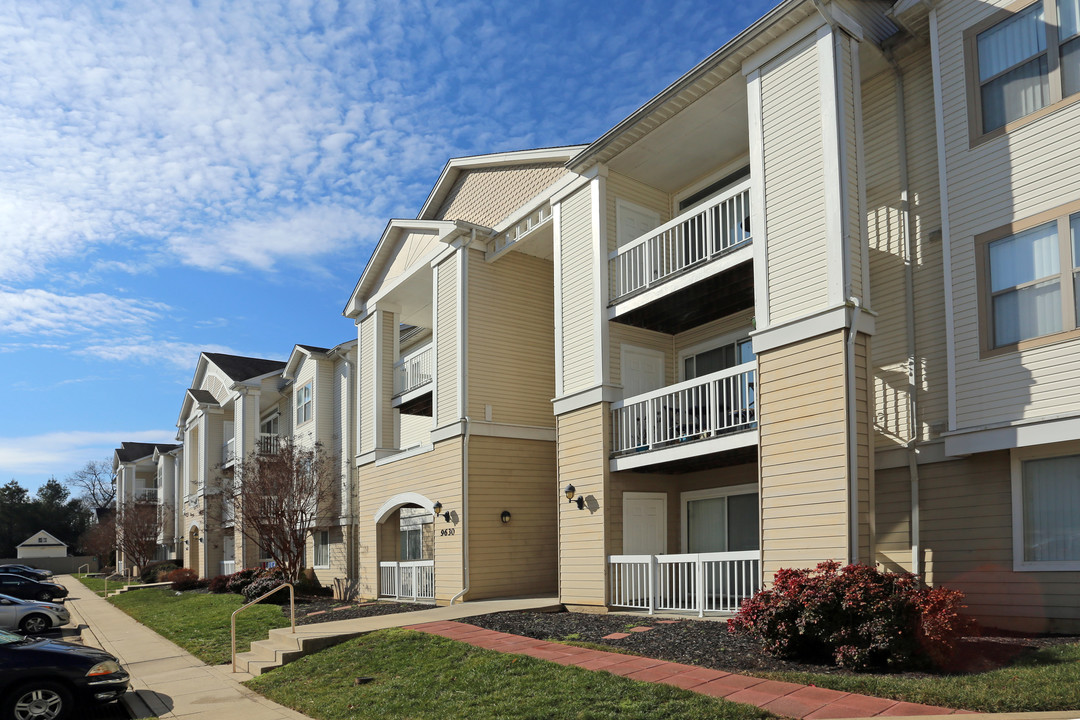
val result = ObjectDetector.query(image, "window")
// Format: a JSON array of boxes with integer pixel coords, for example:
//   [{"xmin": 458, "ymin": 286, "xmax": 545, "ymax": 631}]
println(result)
[
  {"xmin": 681, "ymin": 484, "xmax": 759, "ymax": 553},
  {"xmin": 977, "ymin": 203, "xmax": 1080, "ymax": 353},
  {"xmin": 399, "ymin": 506, "xmax": 433, "ymax": 561},
  {"xmin": 682, "ymin": 338, "xmax": 755, "ymax": 380},
  {"xmin": 313, "ymin": 530, "xmax": 330, "ymax": 568},
  {"xmin": 295, "ymin": 382, "xmax": 312, "ymax": 425},
  {"xmin": 968, "ymin": 0, "xmax": 1080, "ymax": 139},
  {"xmin": 1013, "ymin": 451, "xmax": 1080, "ymax": 570}
]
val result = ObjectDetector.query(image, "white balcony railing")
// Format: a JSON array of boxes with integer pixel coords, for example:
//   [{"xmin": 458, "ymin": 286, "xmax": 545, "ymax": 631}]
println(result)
[
  {"xmin": 222, "ymin": 437, "xmax": 235, "ymax": 465},
  {"xmin": 379, "ymin": 560, "xmax": 435, "ymax": 602},
  {"xmin": 609, "ymin": 180, "xmax": 751, "ymax": 303},
  {"xmin": 393, "ymin": 345, "xmax": 433, "ymax": 397},
  {"xmin": 609, "ymin": 551, "xmax": 761, "ymax": 616},
  {"xmin": 257, "ymin": 433, "xmax": 280, "ymax": 455},
  {"xmin": 611, "ymin": 363, "xmax": 755, "ymax": 455},
  {"xmin": 221, "ymin": 560, "xmax": 237, "ymax": 575},
  {"xmin": 133, "ymin": 489, "xmax": 159, "ymax": 503}
]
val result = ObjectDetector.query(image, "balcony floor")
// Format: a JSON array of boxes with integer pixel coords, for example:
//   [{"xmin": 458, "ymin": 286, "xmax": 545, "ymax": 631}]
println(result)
[
  {"xmin": 611, "ymin": 259, "xmax": 753, "ymax": 334},
  {"xmin": 611, "ymin": 430, "xmax": 757, "ymax": 473}
]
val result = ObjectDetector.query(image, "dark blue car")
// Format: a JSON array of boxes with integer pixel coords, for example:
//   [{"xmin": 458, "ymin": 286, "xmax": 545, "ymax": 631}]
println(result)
[{"xmin": 0, "ymin": 628, "xmax": 129, "ymax": 720}]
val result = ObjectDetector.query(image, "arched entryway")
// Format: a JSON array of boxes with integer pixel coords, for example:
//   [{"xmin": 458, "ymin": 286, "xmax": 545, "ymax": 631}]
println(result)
[
  {"xmin": 373, "ymin": 493, "xmax": 435, "ymax": 602},
  {"xmin": 186, "ymin": 524, "xmax": 202, "ymax": 578}
]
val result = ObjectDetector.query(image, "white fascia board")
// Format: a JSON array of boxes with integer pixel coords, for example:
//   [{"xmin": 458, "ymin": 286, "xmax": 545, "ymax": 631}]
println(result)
[
  {"xmin": 819, "ymin": 25, "xmax": 847, "ymax": 306},
  {"xmin": 611, "ymin": 429, "xmax": 758, "ymax": 472},
  {"xmin": 429, "ymin": 421, "xmax": 556, "ymax": 444},
  {"xmin": 344, "ymin": 219, "xmax": 458, "ymax": 318},
  {"xmin": 873, "ymin": 440, "xmax": 953, "ymax": 470},
  {"xmin": 742, "ymin": 11, "xmax": 828, "ymax": 74},
  {"xmin": 491, "ymin": 170, "xmax": 584, "ymax": 236},
  {"xmin": 553, "ymin": 201, "xmax": 565, "ymax": 397},
  {"xmin": 283, "ymin": 346, "xmax": 314, "ymax": 380},
  {"xmin": 417, "ymin": 146, "xmax": 589, "ymax": 221},
  {"xmin": 350, "ymin": 233, "xmax": 457, "ymax": 321},
  {"xmin": 751, "ymin": 302, "xmax": 876, "ymax": 353},
  {"xmin": 550, "ymin": 168, "xmax": 598, "ymax": 206},
  {"xmin": 747, "ymin": 68, "xmax": 770, "ymax": 329},
  {"xmin": 944, "ymin": 415, "xmax": 1080, "ymax": 457},
  {"xmin": 551, "ymin": 384, "xmax": 623, "ymax": 416}
]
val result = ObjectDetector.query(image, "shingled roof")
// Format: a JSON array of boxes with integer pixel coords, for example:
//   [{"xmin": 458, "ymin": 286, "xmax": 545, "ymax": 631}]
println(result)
[
  {"xmin": 203, "ymin": 353, "xmax": 286, "ymax": 382},
  {"xmin": 115, "ymin": 441, "xmax": 181, "ymax": 463}
]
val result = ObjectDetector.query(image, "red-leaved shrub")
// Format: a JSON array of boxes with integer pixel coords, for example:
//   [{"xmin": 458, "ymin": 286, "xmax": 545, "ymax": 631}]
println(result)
[
  {"xmin": 207, "ymin": 574, "xmax": 232, "ymax": 593},
  {"xmin": 167, "ymin": 568, "xmax": 207, "ymax": 592},
  {"xmin": 727, "ymin": 561, "xmax": 974, "ymax": 671},
  {"xmin": 225, "ymin": 568, "xmax": 259, "ymax": 595}
]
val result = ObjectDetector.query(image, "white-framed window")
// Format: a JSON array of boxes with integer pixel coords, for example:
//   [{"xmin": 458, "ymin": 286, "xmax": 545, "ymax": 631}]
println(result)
[
  {"xmin": 313, "ymin": 529, "xmax": 330, "ymax": 568},
  {"xmin": 680, "ymin": 484, "xmax": 759, "ymax": 553},
  {"xmin": 680, "ymin": 334, "xmax": 755, "ymax": 381},
  {"xmin": 977, "ymin": 203, "xmax": 1080, "ymax": 353},
  {"xmin": 1012, "ymin": 446, "xmax": 1080, "ymax": 570},
  {"xmin": 295, "ymin": 382, "xmax": 312, "ymax": 425},
  {"xmin": 967, "ymin": 0, "xmax": 1080, "ymax": 139}
]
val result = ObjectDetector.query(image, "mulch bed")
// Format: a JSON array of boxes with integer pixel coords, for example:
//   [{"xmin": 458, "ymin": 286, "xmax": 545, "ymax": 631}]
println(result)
[
  {"xmin": 290, "ymin": 598, "xmax": 425, "ymax": 626},
  {"xmin": 466, "ymin": 610, "xmax": 1079, "ymax": 677}
]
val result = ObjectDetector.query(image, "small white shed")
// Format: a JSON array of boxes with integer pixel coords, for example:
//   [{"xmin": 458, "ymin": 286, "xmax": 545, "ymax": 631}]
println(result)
[{"xmin": 16, "ymin": 530, "xmax": 68, "ymax": 559}]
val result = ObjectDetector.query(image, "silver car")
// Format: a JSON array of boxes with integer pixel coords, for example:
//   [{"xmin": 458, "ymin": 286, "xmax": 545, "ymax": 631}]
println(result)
[{"xmin": 0, "ymin": 594, "xmax": 70, "ymax": 634}]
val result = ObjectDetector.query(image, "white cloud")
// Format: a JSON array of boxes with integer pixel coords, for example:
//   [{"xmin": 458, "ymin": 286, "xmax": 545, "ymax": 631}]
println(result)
[
  {"xmin": 0, "ymin": 287, "xmax": 166, "ymax": 336},
  {"xmin": 79, "ymin": 338, "xmax": 238, "ymax": 371},
  {"xmin": 0, "ymin": 430, "xmax": 177, "ymax": 478}
]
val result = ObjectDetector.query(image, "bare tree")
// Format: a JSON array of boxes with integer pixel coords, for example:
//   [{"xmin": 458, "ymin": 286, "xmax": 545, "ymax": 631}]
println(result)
[
  {"xmin": 65, "ymin": 459, "xmax": 116, "ymax": 510},
  {"xmin": 226, "ymin": 439, "xmax": 336, "ymax": 583},
  {"xmin": 78, "ymin": 516, "xmax": 116, "ymax": 568},
  {"xmin": 116, "ymin": 500, "xmax": 170, "ymax": 573}
]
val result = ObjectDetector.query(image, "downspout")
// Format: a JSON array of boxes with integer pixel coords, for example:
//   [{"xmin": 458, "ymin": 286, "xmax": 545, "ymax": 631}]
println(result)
[
  {"xmin": 886, "ymin": 52, "xmax": 922, "ymax": 576},
  {"xmin": 451, "ymin": 416, "xmax": 471, "ymax": 605},
  {"xmin": 332, "ymin": 347, "xmax": 358, "ymax": 585},
  {"xmin": 846, "ymin": 297, "xmax": 862, "ymax": 566}
]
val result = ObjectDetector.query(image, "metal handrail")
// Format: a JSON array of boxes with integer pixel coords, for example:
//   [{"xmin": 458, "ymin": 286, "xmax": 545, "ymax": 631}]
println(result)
[
  {"xmin": 231, "ymin": 583, "xmax": 295, "ymax": 673},
  {"xmin": 77, "ymin": 564, "xmax": 89, "ymax": 575}
]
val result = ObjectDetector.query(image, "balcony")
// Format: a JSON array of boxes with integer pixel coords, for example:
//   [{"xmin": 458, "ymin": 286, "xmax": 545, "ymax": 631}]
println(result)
[
  {"xmin": 257, "ymin": 433, "xmax": 280, "ymax": 455},
  {"xmin": 222, "ymin": 437, "xmax": 235, "ymax": 465},
  {"xmin": 607, "ymin": 182, "xmax": 754, "ymax": 334},
  {"xmin": 608, "ymin": 551, "xmax": 761, "ymax": 616},
  {"xmin": 133, "ymin": 489, "xmax": 159, "ymax": 503},
  {"xmin": 610, "ymin": 362, "xmax": 756, "ymax": 471},
  {"xmin": 393, "ymin": 344, "xmax": 433, "ymax": 415}
]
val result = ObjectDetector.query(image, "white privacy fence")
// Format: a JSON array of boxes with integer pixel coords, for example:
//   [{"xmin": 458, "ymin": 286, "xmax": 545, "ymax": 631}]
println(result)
[
  {"xmin": 611, "ymin": 364, "xmax": 755, "ymax": 454},
  {"xmin": 609, "ymin": 180, "xmax": 751, "ymax": 302},
  {"xmin": 608, "ymin": 551, "xmax": 761, "ymax": 616},
  {"xmin": 394, "ymin": 345, "xmax": 433, "ymax": 397},
  {"xmin": 379, "ymin": 560, "xmax": 435, "ymax": 602},
  {"xmin": 221, "ymin": 560, "xmax": 237, "ymax": 575}
]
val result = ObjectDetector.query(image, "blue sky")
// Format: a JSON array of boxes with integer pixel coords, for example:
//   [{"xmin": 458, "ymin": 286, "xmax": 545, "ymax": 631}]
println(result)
[{"xmin": 0, "ymin": 0, "xmax": 777, "ymax": 493}]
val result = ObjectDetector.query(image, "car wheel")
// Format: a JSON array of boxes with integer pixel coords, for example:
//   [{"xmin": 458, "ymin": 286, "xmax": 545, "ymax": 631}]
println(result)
[
  {"xmin": 4, "ymin": 681, "xmax": 72, "ymax": 720},
  {"xmin": 34, "ymin": 591, "xmax": 52, "ymax": 602},
  {"xmin": 20, "ymin": 614, "xmax": 50, "ymax": 635}
]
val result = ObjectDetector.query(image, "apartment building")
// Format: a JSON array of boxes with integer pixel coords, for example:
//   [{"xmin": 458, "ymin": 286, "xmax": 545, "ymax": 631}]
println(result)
[
  {"xmin": 112, "ymin": 441, "xmax": 181, "ymax": 573},
  {"xmin": 343, "ymin": 147, "xmax": 585, "ymax": 604}
]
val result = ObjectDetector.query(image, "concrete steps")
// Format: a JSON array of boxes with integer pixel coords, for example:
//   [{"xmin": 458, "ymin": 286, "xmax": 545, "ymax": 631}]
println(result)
[
  {"xmin": 106, "ymin": 581, "xmax": 172, "ymax": 598},
  {"xmin": 234, "ymin": 626, "xmax": 362, "ymax": 675}
]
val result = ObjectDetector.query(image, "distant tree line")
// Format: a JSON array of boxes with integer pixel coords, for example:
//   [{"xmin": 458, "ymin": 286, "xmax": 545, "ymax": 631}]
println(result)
[{"xmin": 0, "ymin": 478, "xmax": 90, "ymax": 557}]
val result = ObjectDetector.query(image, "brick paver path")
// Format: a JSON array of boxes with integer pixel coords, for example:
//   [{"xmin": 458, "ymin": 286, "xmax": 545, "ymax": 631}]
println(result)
[{"xmin": 405, "ymin": 621, "xmax": 974, "ymax": 719}]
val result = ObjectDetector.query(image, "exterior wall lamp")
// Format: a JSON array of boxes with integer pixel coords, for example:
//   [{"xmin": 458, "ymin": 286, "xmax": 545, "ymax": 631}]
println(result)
[
  {"xmin": 564, "ymin": 484, "xmax": 585, "ymax": 510},
  {"xmin": 500, "ymin": 511, "xmax": 511, "ymax": 524},
  {"xmin": 432, "ymin": 501, "xmax": 451, "ymax": 523}
]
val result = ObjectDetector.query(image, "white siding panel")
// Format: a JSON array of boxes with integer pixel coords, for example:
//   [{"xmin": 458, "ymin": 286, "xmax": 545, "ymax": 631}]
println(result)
[{"xmin": 559, "ymin": 186, "xmax": 595, "ymax": 395}]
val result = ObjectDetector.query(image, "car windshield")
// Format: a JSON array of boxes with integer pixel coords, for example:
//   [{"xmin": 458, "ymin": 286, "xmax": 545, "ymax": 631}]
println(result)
[
  {"xmin": 0, "ymin": 594, "xmax": 25, "ymax": 604},
  {"xmin": 0, "ymin": 629, "xmax": 26, "ymax": 645}
]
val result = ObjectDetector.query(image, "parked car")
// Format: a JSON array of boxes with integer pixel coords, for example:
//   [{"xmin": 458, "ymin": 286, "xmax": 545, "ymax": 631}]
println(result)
[
  {"xmin": 0, "ymin": 628, "xmax": 129, "ymax": 720},
  {"xmin": 0, "ymin": 565, "xmax": 50, "ymax": 582},
  {"xmin": 0, "ymin": 574, "xmax": 68, "ymax": 602},
  {"xmin": 0, "ymin": 594, "xmax": 70, "ymax": 635},
  {"xmin": 0, "ymin": 564, "xmax": 53, "ymax": 578}
]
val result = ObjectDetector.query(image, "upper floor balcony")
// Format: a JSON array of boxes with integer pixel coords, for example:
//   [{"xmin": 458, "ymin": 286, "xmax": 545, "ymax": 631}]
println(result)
[
  {"xmin": 610, "ymin": 361, "xmax": 757, "ymax": 472},
  {"xmin": 608, "ymin": 180, "xmax": 754, "ymax": 335},
  {"xmin": 393, "ymin": 343, "xmax": 433, "ymax": 416},
  {"xmin": 133, "ymin": 488, "xmax": 159, "ymax": 503}
]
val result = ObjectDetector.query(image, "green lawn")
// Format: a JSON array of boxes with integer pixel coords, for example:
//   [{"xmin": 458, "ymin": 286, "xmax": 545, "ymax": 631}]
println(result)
[
  {"xmin": 757, "ymin": 642, "xmax": 1080, "ymax": 713},
  {"xmin": 72, "ymin": 573, "xmax": 141, "ymax": 597},
  {"xmin": 247, "ymin": 628, "xmax": 773, "ymax": 720},
  {"xmin": 109, "ymin": 588, "xmax": 290, "ymax": 665}
]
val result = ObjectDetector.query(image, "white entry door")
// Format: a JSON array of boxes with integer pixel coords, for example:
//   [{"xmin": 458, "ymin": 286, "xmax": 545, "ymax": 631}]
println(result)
[
  {"xmin": 623, "ymin": 492, "xmax": 667, "ymax": 555},
  {"xmin": 621, "ymin": 346, "xmax": 665, "ymax": 399}
]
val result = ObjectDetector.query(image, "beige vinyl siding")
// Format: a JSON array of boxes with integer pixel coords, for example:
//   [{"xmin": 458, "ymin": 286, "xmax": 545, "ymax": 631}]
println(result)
[
  {"xmin": 358, "ymin": 317, "xmax": 376, "ymax": 455},
  {"xmin": 916, "ymin": 452, "xmax": 1080, "ymax": 632},
  {"xmin": 606, "ymin": 171, "xmax": 670, "ymax": 253},
  {"xmin": 435, "ymin": 164, "xmax": 567, "ymax": 227},
  {"xmin": 759, "ymin": 331, "xmax": 849, "ymax": 577},
  {"xmin": 863, "ymin": 46, "xmax": 947, "ymax": 449},
  {"xmin": 380, "ymin": 231, "xmax": 442, "ymax": 288},
  {"xmin": 609, "ymin": 324, "xmax": 674, "ymax": 388},
  {"xmin": 761, "ymin": 38, "xmax": 829, "ymax": 325},
  {"xmin": 305, "ymin": 527, "xmax": 347, "ymax": 587},
  {"xmin": 435, "ymin": 257, "xmax": 458, "ymax": 426},
  {"xmin": 937, "ymin": 0, "xmax": 1080, "ymax": 429},
  {"xmin": 357, "ymin": 440, "xmax": 463, "ymax": 601},
  {"xmin": 467, "ymin": 436, "xmax": 557, "ymax": 598},
  {"xmin": 467, "ymin": 249, "xmax": 555, "ymax": 427},
  {"xmin": 559, "ymin": 186, "xmax": 596, "ymax": 395},
  {"xmin": 841, "ymin": 36, "xmax": 863, "ymax": 302},
  {"xmin": 874, "ymin": 465, "xmax": 913, "ymax": 573},
  {"xmin": 399, "ymin": 413, "xmax": 430, "ymax": 450},
  {"xmin": 557, "ymin": 403, "xmax": 609, "ymax": 606},
  {"xmin": 292, "ymin": 358, "xmax": 317, "ymax": 447},
  {"xmin": 833, "ymin": 0, "xmax": 897, "ymax": 45}
]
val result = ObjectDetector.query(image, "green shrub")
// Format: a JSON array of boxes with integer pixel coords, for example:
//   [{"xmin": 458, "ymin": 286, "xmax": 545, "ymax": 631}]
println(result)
[
  {"xmin": 167, "ymin": 568, "xmax": 207, "ymax": 592},
  {"xmin": 728, "ymin": 561, "xmax": 975, "ymax": 671},
  {"xmin": 140, "ymin": 561, "xmax": 178, "ymax": 583}
]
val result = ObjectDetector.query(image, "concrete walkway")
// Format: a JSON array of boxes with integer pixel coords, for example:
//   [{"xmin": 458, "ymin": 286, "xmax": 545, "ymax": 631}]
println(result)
[{"xmin": 61, "ymin": 575, "xmax": 311, "ymax": 719}]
